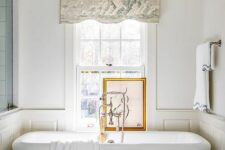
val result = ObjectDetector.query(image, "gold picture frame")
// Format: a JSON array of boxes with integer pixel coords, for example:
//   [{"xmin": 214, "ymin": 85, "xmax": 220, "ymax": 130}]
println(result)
[{"xmin": 103, "ymin": 78, "xmax": 146, "ymax": 131}]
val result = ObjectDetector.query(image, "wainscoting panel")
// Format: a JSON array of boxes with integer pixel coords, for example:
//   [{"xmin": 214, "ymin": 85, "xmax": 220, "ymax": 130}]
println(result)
[
  {"xmin": 0, "ymin": 127, "xmax": 14, "ymax": 150},
  {"xmin": 163, "ymin": 119, "xmax": 191, "ymax": 131},
  {"xmin": 22, "ymin": 110, "xmax": 67, "ymax": 133},
  {"xmin": 29, "ymin": 120, "xmax": 58, "ymax": 131},
  {"xmin": 199, "ymin": 113, "xmax": 225, "ymax": 150},
  {"xmin": 0, "ymin": 110, "xmax": 22, "ymax": 150},
  {"xmin": 149, "ymin": 109, "xmax": 199, "ymax": 132}
]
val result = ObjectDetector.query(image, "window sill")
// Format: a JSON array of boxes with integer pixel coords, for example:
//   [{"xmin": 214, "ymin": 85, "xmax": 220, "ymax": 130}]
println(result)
[{"xmin": 0, "ymin": 107, "xmax": 21, "ymax": 119}]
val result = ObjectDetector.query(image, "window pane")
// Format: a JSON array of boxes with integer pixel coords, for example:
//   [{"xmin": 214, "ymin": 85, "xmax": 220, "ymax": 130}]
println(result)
[
  {"xmin": 81, "ymin": 98, "xmax": 98, "ymax": 118},
  {"xmin": 80, "ymin": 71, "xmax": 100, "ymax": 97},
  {"xmin": 121, "ymin": 20, "xmax": 141, "ymax": 39},
  {"xmin": 121, "ymin": 41, "xmax": 141, "ymax": 66},
  {"xmin": 101, "ymin": 41, "xmax": 120, "ymax": 66},
  {"xmin": 101, "ymin": 24, "xmax": 120, "ymax": 39},
  {"xmin": 80, "ymin": 20, "xmax": 100, "ymax": 39},
  {"xmin": 80, "ymin": 41, "xmax": 99, "ymax": 66}
]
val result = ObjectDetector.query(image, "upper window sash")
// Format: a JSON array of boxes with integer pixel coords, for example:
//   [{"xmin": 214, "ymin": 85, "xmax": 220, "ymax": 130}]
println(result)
[{"xmin": 74, "ymin": 20, "xmax": 147, "ymax": 67}]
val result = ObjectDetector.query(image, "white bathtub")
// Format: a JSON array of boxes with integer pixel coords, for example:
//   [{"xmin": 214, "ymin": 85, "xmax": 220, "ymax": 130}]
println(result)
[{"xmin": 13, "ymin": 131, "xmax": 210, "ymax": 150}]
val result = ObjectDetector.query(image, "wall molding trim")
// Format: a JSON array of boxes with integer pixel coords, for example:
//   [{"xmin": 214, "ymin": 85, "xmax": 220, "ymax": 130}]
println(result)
[
  {"xmin": 199, "ymin": 112, "xmax": 225, "ymax": 150},
  {"xmin": 0, "ymin": 111, "xmax": 22, "ymax": 150},
  {"xmin": 145, "ymin": 24, "xmax": 198, "ymax": 131},
  {"xmin": 21, "ymin": 108, "xmax": 65, "ymax": 110},
  {"xmin": 0, "ymin": 108, "xmax": 21, "ymax": 119},
  {"xmin": 163, "ymin": 119, "xmax": 191, "ymax": 131},
  {"xmin": 155, "ymin": 25, "xmax": 195, "ymax": 111}
]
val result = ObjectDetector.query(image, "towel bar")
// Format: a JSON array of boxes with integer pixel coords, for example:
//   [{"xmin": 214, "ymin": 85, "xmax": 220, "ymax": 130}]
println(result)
[
  {"xmin": 202, "ymin": 40, "xmax": 222, "ymax": 71},
  {"xmin": 210, "ymin": 40, "xmax": 222, "ymax": 48}
]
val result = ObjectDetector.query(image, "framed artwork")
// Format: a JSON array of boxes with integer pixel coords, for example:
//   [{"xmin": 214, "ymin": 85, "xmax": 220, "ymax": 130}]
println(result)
[{"xmin": 103, "ymin": 78, "xmax": 146, "ymax": 131}]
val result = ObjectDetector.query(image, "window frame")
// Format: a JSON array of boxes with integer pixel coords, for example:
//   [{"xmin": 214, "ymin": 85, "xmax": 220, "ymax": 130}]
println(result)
[{"xmin": 73, "ymin": 21, "xmax": 149, "ymax": 131}]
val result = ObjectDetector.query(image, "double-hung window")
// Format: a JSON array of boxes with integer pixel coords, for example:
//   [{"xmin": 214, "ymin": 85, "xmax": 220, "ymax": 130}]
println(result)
[{"xmin": 74, "ymin": 20, "xmax": 147, "ymax": 129}]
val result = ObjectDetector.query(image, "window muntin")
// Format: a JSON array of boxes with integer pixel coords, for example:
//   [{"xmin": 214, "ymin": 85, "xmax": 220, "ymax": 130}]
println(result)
[
  {"xmin": 75, "ymin": 20, "xmax": 146, "ymax": 129},
  {"xmin": 77, "ymin": 20, "xmax": 143, "ymax": 67}
]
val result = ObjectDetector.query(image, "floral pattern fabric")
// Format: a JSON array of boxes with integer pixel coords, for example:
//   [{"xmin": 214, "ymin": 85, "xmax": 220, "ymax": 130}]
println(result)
[{"xmin": 60, "ymin": 0, "xmax": 160, "ymax": 24}]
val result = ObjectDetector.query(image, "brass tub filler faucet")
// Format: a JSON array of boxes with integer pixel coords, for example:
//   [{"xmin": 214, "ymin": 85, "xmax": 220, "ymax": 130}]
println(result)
[{"xmin": 98, "ymin": 89, "xmax": 129, "ymax": 143}]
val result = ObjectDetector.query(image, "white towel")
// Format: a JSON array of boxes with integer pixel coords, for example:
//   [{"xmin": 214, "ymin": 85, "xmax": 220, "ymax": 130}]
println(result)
[
  {"xmin": 193, "ymin": 42, "xmax": 213, "ymax": 112},
  {"xmin": 50, "ymin": 141, "xmax": 99, "ymax": 150}
]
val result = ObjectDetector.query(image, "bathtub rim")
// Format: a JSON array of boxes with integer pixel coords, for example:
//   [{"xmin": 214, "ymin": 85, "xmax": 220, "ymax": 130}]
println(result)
[{"xmin": 12, "ymin": 131, "xmax": 211, "ymax": 148}]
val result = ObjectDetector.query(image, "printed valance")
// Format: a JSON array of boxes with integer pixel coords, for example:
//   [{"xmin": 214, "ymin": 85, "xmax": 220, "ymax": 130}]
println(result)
[{"xmin": 60, "ymin": 0, "xmax": 160, "ymax": 23}]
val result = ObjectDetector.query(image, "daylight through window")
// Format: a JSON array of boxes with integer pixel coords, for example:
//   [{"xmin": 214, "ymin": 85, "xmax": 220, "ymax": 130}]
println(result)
[{"xmin": 75, "ymin": 20, "xmax": 146, "ymax": 129}]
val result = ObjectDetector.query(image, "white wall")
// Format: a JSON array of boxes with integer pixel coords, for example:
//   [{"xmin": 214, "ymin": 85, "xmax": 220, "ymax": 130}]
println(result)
[
  {"xmin": 17, "ymin": 0, "xmax": 65, "ymax": 109},
  {"xmin": 157, "ymin": 0, "xmax": 203, "ymax": 109},
  {"xmin": 0, "ymin": 0, "xmax": 215, "ymax": 150},
  {"xmin": 199, "ymin": 0, "xmax": 225, "ymax": 150},
  {"xmin": 147, "ymin": 0, "xmax": 202, "ymax": 131},
  {"xmin": 12, "ymin": 0, "xmax": 225, "ymax": 148},
  {"xmin": 15, "ymin": 0, "xmax": 203, "ymax": 132},
  {"xmin": 202, "ymin": 0, "xmax": 225, "ymax": 117}
]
